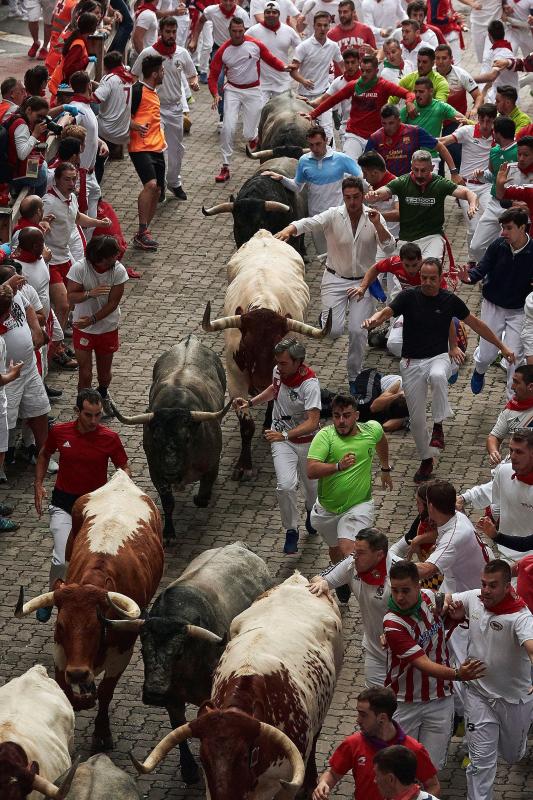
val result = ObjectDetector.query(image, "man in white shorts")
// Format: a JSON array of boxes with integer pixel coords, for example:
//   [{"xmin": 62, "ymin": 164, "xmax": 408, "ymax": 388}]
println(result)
[
  {"xmin": 233, "ymin": 338, "xmax": 321, "ymax": 555},
  {"xmin": 307, "ymin": 392, "xmax": 392, "ymax": 566},
  {"xmin": 0, "ymin": 284, "xmax": 23, "ymax": 493},
  {"xmin": 248, "ymin": 1, "xmax": 302, "ymax": 103},
  {"xmin": 449, "ymin": 560, "xmax": 533, "ymax": 800},
  {"xmin": 26, "ymin": 0, "xmax": 55, "ymax": 60}
]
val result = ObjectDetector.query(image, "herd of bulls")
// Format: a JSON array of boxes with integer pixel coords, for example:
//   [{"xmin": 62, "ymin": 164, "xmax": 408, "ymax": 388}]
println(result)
[{"xmin": 0, "ymin": 92, "xmax": 346, "ymax": 800}]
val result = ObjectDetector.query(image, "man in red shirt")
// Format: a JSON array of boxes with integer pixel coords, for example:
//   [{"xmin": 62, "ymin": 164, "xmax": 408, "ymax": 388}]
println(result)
[
  {"xmin": 327, "ymin": 0, "xmax": 375, "ymax": 67},
  {"xmin": 34, "ymin": 388, "xmax": 130, "ymax": 622},
  {"xmin": 312, "ymin": 687, "xmax": 440, "ymax": 800},
  {"xmin": 495, "ymin": 154, "xmax": 533, "ymax": 236},
  {"xmin": 373, "ymin": 746, "xmax": 441, "ymax": 800},
  {"xmin": 309, "ymin": 54, "xmax": 416, "ymax": 161}
]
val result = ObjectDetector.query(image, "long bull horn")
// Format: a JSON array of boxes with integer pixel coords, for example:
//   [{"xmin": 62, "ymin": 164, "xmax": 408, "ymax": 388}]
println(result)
[
  {"xmin": 286, "ymin": 308, "xmax": 332, "ymax": 339},
  {"xmin": 246, "ymin": 145, "xmax": 273, "ymax": 159},
  {"xmin": 107, "ymin": 592, "xmax": 141, "ymax": 620},
  {"xmin": 258, "ymin": 722, "xmax": 305, "ymax": 797},
  {"xmin": 190, "ymin": 399, "xmax": 233, "ymax": 423},
  {"xmin": 14, "ymin": 586, "xmax": 55, "ymax": 618},
  {"xmin": 32, "ymin": 758, "xmax": 79, "ymax": 799},
  {"xmin": 98, "ymin": 613, "xmax": 145, "ymax": 632},
  {"xmin": 202, "ymin": 301, "xmax": 242, "ymax": 332},
  {"xmin": 264, "ymin": 201, "xmax": 290, "ymax": 213},
  {"xmin": 130, "ymin": 723, "xmax": 193, "ymax": 774},
  {"xmin": 201, "ymin": 202, "xmax": 234, "ymax": 216},
  {"xmin": 186, "ymin": 624, "xmax": 223, "ymax": 643},
  {"xmin": 109, "ymin": 398, "xmax": 154, "ymax": 426}
]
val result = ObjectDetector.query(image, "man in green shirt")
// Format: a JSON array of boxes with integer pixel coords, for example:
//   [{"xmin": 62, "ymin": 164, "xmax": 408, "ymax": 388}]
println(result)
[
  {"xmin": 307, "ymin": 393, "xmax": 392, "ymax": 575},
  {"xmin": 391, "ymin": 48, "xmax": 450, "ymax": 104},
  {"xmin": 365, "ymin": 149, "xmax": 478, "ymax": 260},
  {"xmin": 495, "ymin": 85, "xmax": 531, "ymax": 135}
]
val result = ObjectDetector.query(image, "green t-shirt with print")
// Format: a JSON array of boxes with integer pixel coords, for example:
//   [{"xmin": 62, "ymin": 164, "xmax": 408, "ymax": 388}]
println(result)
[
  {"xmin": 400, "ymin": 99, "xmax": 458, "ymax": 154},
  {"xmin": 387, "ymin": 173, "xmax": 457, "ymax": 241}
]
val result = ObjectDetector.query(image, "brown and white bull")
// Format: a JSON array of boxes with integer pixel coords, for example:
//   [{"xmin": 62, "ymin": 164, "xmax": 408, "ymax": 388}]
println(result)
[
  {"xmin": 14, "ymin": 470, "xmax": 164, "ymax": 752},
  {"xmin": 0, "ymin": 665, "xmax": 77, "ymax": 800},
  {"xmin": 202, "ymin": 229, "xmax": 331, "ymax": 481},
  {"xmin": 131, "ymin": 572, "xmax": 343, "ymax": 800}
]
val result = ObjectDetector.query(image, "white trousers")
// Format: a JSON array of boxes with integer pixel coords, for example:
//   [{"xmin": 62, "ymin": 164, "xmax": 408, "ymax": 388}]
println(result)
[
  {"xmin": 320, "ymin": 270, "xmax": 376, "ymax": 381},
  {"xmin": 447, "ymin": 623, "xmax": 469, "ymax": 716},
  {"xmin": 271, "ymin": 439, "xmax": 317, "ymax": 531},
  {"xmin": 469, "ymin": 197, "xmax": 502, "ymax": 264},
  {"xmin": 50, "ymin": 504, "xmax": 72, "ymax": 572},
  {"xmin": 160, "ymin": 106, "xmax": 184, "ymax": 189},
  {"xmin": 364, "ymin": 651, "xmax": 387, "ymax": 688},
  {"xmin": 459, "ymin": 183, "xmax": 491, "ymax": 260},
  {"xmin": 523, "ymin": 313, "xmax": 533, "ymax": 358},
  {"xmin": 310, "ymin": 498, "xmax": 375, "ymax": 548},
  {"xmin": 447, "ymin": 30, "xmax": 462, "ymax": 64},
  {"xmin": 508, "ymin": 26, "xmax": 533, "ymax": 58},
  {"xmin": 394, "ymin": 694, "xmax": 454, "ymax": 771},
  {"xmin": 343, "ymin": 132, "xmax": 367, "ymax": 162},
  {"xmin": 194, "ymin": 20, "xmax": 213, "ymax": 72},
  {"xmin": 470, "ymin": 23, "xmax": 487, "ymax": 63},
  {"xmin": 387, "ymin": 315, "xmax": 403, "ymax": 358},
  {"xmin": 473, "ymin": 299, "xmax": 524, "ymax": 398},
  {"xmin": 397, "ymin": 234, "xmax": 444, "ymax": 260},
  {"xmin": 465, "ymin": 687, "xmax": 533, "ymax": 800},
  {"xmin": 220, "ymin": 86, "xmax": 263, "ymax": 165},
  {"xmin": 400, "ymin": 353, "xmax": 453, "ymax": 460},
  {"xmin": 84, "ymin": 171, "xmax": 100, "ymax": 242}
]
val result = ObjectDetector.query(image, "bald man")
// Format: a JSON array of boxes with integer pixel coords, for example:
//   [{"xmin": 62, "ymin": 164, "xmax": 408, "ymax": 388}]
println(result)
[{"xmin": 12, "ymin": 195, "xmax": 52, "ymax": 248}]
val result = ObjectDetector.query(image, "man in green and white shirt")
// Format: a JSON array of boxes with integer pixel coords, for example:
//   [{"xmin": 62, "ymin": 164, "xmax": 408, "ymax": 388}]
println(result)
[{"xmin": 307, "ymin": 392, "xmax": 392, "ymax": 571}]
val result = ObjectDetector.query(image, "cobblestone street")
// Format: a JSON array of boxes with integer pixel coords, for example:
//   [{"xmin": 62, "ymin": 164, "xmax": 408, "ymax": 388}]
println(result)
[{"xmin": 0, "ymin": 14, "xmax": 532, "ymax": 798}]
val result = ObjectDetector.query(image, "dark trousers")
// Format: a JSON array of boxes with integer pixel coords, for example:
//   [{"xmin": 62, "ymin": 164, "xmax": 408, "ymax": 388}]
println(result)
[
  {"xmin": 439, "ymin": 120, "xmax": 462, "ymax": 175},
  {"xmin": 109, "ymin": 0, "xmax": 134, "ymax": 54}
]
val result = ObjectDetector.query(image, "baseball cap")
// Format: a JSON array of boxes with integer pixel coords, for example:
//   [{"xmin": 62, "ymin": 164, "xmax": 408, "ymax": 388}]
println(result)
[{"xmin": 264, "ymin": 1, "xmax": 281, "ymax": 10}]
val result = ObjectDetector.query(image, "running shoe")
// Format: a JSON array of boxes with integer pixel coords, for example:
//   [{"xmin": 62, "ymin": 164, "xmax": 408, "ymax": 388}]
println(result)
[
  {"xmin": 414, "ymin": 458, "xmax": 433, "ymax": 483},
  {"xmin": 215, "ymin": 165, "xmax": 230, "ymax": 183},
  {"xmin": 430, "ymin": 423, "xmax": 445, "ymax": 450},
  {"xmin": 37, "ymin": 47, "xmax": 48, "ymax": 60},
  {"xmin": 470, "ymin": 369, "xmax": 485, "ymax": 395},
  {"xmin": 305, "ymin": 509, "xmax": 317, "ymax": 535},
  {"xmin": 27, "ymin": 41, "xmax": 40, "ymax": 58},
  {"xmin": 170, "ymin": 185, "xmax": 187, "ymax": 200},
  {"xmin": 133, "ymin": 230, "xmax": 158, "ymax": 251},
  {"xmin": 0, "ymin": 516, "xmax": 18, "ymax": 532},
  {"xmin": 283, "ymin": 529, "xmax": 299, "ymax": 554},
  {"xmin": 36, "ymin": 606, "xmax": 53, "ymax": 623}
]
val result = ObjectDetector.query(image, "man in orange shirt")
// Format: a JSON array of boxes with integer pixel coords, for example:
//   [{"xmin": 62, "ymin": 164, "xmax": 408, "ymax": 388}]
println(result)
[{"xmin": 128, "ymin": 54, "xmax": 166, "ymax": 251}]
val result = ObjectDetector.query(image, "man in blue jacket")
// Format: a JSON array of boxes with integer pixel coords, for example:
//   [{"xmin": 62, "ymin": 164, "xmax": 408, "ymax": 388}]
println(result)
[{"xmin": 459, "ymin": 207, "xmax": 533, "ymax": 398}]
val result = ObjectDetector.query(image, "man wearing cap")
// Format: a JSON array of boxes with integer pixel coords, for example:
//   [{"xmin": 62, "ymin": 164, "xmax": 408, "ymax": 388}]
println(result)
[{"xmin": 247, "ymin": 1, "xmax": 303, "ymax": 102}]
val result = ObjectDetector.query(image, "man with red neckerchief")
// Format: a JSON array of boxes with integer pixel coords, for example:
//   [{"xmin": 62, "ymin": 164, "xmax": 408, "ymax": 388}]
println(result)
[
  {"xmin": 132, "ymin": 0, "xmax": 159, "ymax": 54},
  {"xmin": 247, "ymin": 1, "xmax": 303, "ymax": 102},
  {"xmin": 327, "ymin": 0, "xmax": 376, "ymax": 66},
  {"xmin": 372, "ymin": 746, "xmax": 440, "ymax": 800},
  {"xmin": 233, "ymin": 338, "xmax": 321, "ymax": 556},
  {"xmin": 399, "ymin": 19, "xmax": 424, "ymax": 73},
  {"xmin": 448, "ymin": 559, "xmax": 533, "ymax": 800},
  {"xmin": 427, "ymin": 0, "xmax": 465, "ymax": 64}
]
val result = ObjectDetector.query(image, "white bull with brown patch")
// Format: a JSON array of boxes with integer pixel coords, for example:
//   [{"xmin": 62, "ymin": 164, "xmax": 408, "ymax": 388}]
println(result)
[{"xmin": 132, "ymin": 572, "xmax": 343, "ymax": 800}]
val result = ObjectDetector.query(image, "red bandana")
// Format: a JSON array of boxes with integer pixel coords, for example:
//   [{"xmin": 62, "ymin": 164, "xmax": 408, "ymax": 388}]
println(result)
[
  {"xmin": 15, "ymin": 249, "xmax": 38, "ymax": 263},
  {"xmin": 108, "ymin": 65, "xmax": 135, "ymax": 84},
  {"xmin": 48, "ymin": 186, "xmax": 72, "ymax": 207},
  {"xmin": 219, "ymin": 2, "xmax": 237, "ymax": 17},
  {"xmin": 134, "ymin": 1, "xmax": 157, "ymax": 17},
  {"xmin": 281, "ymin": 364, "xmax": 316, "ymax": 387},
  {"xmin": 261, "ymin": 19, "xmax": 280, "ymax": 31},
  {"xmin": 512, "ymin": 471, "xmax": 533, "ymax": 485},
  {"xmin": 394, "ymin": 785, "xmax": 423, "ymax": 800},
  {"xmin": 358, "ymin": 555, "xmax": 387, "ymax": 586},
  {"xmin": 374, "ymin": 169, "xmax": 396, "ymax": 189},
  {"xmin": 481, "ymin": 588, "xmax": 527, "ymax": 615},
  {"xmin": 506, "ymin": 397, "xmax": 533, "ymax": 411},
  {"xmin": 402, "ymin": 35, "xmax": 421, "ymax": 52},
  {"xmin": 491, "ymin": 39, "xmax": 513, "ymax": 51},
  {"xmin": 13, "ymin": 217, "xmax": 37, "ymax": 233},
  {"xmin": 473, "ymin": 124, "xmax": 494, "ymax": 144},
  {"xmin": 70, "ymin": 93, "xmax": 93, "ymax": 104},
  {"xmin": 153, "ymin": 37, "xmax": 177, "ymax": 56}
]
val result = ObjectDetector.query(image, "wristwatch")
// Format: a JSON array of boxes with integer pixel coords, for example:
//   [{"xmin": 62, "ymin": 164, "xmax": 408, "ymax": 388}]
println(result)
[{"xmin": 282, "ymin": 431, "xmax": 289, "ymax": 441}]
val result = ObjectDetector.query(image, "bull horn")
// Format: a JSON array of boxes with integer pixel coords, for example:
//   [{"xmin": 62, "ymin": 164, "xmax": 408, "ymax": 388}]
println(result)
[
  {"xmin": 201, "ymin": 202, "xmax": 234, "ymax": 216},
  {"xmin": 186, "ymin": 624, "xmax": 223, "ymax": 643},
  {"xmin": 264, "ymin": 201, "xmax": 290, "ymax": 213},
  {"xmin": 107, "ymin": 592, "xmax": 141, "ymax": 620},
  {"xmin": 98, "ymin": 612, "xmax": 145, "ymax": 632},
  {"xmin": 130, "ymin": 723, "xmax": 194, "ymax": 774},
  {"xmin": 189, "ymin": 399, "xmax": 233, "ymax": 423},
  {"xmin": 202, "ymin": 301, "xmax": 242, "ymax": 332},
  {"xmin": 14, "ymin": 586, "xmax": 55, "ymax": 618},
  {"xmin": 258, "ymin": 722, "xmax": 305, "ymax": 796},
  {"xmin": 33, "ymin": 757, "xmax": 79, "ymax": 799},
  {"xmin": 286, "ymin": 308, "xmax": 332, "ymax": 339},
  {"xmin": 246, "ymin": 145, "xmax": 273, "ymax": 159},
  {"xmin": 109, "ymin": 399, "xmax": 154, "ymax": 426}
]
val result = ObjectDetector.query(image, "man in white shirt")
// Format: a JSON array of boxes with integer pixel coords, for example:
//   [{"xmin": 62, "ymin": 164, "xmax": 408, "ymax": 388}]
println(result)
[
  {"xmin": 503, "ymin": 0, "xmax": 533, "ymax": 57},
  {"xmin": 398, "ymin": 19, "xmax": 424, "ymax": 74},
  {"xmin": 133, "ymin": 16, "xmax": 199, "ymax": 201},
  {"xmin": 233, "ymin": 338, "xmax": 321, "ymax": 555},
  {"xmin": 312, "ymin": 47, "xmax": 360, "ymax": 148},
  {"xmin": 380, "ymin": 38, "xmax": 408, "ymax": 84},
  {"xmin": 276, "ymin": 176, "xmax": 395, "ymax": 386},
  {"xmin": 0, "ymin": 284, "xmax": 24, "ymax": 490},
  {"xmin": 94, "ymin": 51, "xmax": 134, "ymax": 152},
  {"xmin": 361, "ymin": 0, "xmax": 406, "ymax": 47},
  {"xmin": 290, "ymin": 11, "xmax": 344, "ymax": 143},
  {"xmin": 249, "ymin": 0, "xmax": 299, "ymax": 27},
  {"xmin": 248, "ymin": 1, "xmax": 302, "ymax": 102},
  {"xmin": 449, "ymin": 560, "xmax": 533, "ymax": 800},
  {"xmin": 486, "ymin": 365, "xmax": 533, "ymax": 465},
  {"xmin": 190, "ymin": 0, "xmax": 250, "ymax": 50},
  {"xmin": 133, "ymin": 1, "xmax": 159, "ymax": 54},
  {"xmin": 468, "ymin": 0, "xmax": 505, "ymax": 63},
  {"xmin": 473, "ymin": 19, "xmax": 518, "ymax": 104}
]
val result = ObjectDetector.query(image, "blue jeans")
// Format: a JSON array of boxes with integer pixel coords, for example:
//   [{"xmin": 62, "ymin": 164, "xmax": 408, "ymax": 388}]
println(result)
[
  {"xmin": 108, "ymin": 0, "xmax": 134, "ymax": 54},
  {"xmin": 10, "ymin": 163, "xmax": 48, "ymax": 197}
]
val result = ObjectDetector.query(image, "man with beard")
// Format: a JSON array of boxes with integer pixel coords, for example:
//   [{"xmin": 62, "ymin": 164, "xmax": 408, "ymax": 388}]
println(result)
[{"xmin": 247, "ymin": 1, "xmax": 303, "ymax": 102}]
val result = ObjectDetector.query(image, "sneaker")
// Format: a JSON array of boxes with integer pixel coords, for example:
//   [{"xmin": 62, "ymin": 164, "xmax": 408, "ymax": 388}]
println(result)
[
  {"xmin": 305, "ymin": 509, "xmax": 317, "ymax": 535},
  {"xmin": 27, "ymin": 41, "xmax": 40, "ymax": 58},
  {"xmin": 36, "ymin": 606, "xmax": 53, "ymax": 623},
  {"xmin": 0, "ymin": 516, "xmax": 18, "ymax": 532},
  {"xmin": 5, "ymin": 447, "xmax": 15, "ymax": 465},
  {"xmin": 0, "ymin": 502, "xmax": 14, "ymax": 516},
  {"xmin": 335, "ymin": 584, "xmax": 351, "ymax": 604},
  {"xmin": 170, "ymin": 185, "xmax": 187, "ymax": 200},
  {"xmin": 0, "ymin": 469, "xmax": 7, "ymax": 484},
  {"xmin": 470, "ymin": 369, "xmax": 485, "ymax": 395},
  {"xmin": 133, "ymin": 230, "xmax": 158, "ymax": 251},
  {"xmin": 47, "ymin": 458, "xmax": 59, "ymax": 474},
  {"xmin": 283, "ymin": 529, "xmax": 299, "ymax": 554},
  {"xmin": 448, "ymin": 371, "xmax": 459, "ymax": 386},
  {"xmin": 413, "ymin": 458, "xmax": 434, "ymax": 483},
  {"xmin": 37, "ymin": 46, "xmax": 48, "ymax": 60},
  {"xmin": 248, "ymin": 137, "xmax": 258, "ymax": 151},
  {"xmin": 20, "ymin": 444, "xmax": 37, "ymax": 464},
  {"xmin": 199, "ymin": 71, "xmax": 208, "ymax": 84},
  {"xmin": 429, "ymin": 423, "xmax": 445, "ymax": 450},
  {"xmin": 126, "ymin": 267, "xmax": 142, "ymax": 279},
  {"xmin": 349, "ymin": 380, "xmax": 359, "ymax": 397},
  {"xmin": 45, "ymin": 384, "xmax": 63, "ymax": 398},
  {"xmin": 158, "ymin": 185, "xmax": 166, "ymax": 204},
  {"xmin": 215, "ymin": 165, "xmax": 230, "ymax": 183}
]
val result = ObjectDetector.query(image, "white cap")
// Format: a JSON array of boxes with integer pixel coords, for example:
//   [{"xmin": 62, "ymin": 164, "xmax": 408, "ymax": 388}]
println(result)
[{"xmin": 264, "ymin": 1, "xmax": 281, "ymax": 11}]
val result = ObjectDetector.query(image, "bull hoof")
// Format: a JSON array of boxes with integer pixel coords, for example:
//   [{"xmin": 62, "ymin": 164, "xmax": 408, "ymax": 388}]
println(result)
[
  {"xmin": 181, "ymin": 761, "xmax": 200, "ymax": 785},
  {"xmin": 193, "ymin": 494, "xmax": 209, "ymax": 508},
  {"xmin": 91, "ymin": 733, "xmax": 114, "ymax": 752}
]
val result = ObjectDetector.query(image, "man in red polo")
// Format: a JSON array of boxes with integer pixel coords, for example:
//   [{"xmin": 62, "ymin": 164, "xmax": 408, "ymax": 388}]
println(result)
[{"xmin": 327, "ymin": 0, "xmax": 375, "ymax": 63}]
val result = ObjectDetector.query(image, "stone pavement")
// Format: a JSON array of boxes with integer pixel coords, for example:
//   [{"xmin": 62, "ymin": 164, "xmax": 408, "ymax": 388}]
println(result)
[{"xmin": 0, "ymin": 10, "xmax": 532, "ymax": 800}]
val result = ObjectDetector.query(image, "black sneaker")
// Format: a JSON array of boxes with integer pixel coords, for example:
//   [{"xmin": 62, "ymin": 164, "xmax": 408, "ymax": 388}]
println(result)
[
  {"xmin": 305, "ymin": 509, "xmax": 317, "ymax": 535},
  {"xmin": 335, "ymin": 584, "xmax": 351, "ymax": 604},
  {"xmin": 170, "ymin": 185, "xmax": 187, "ymax": 200},
  {"xmin": 283, "ymin": 529, "xmax": 299, "ymax": 554},
  {"xmin": 5, "ymin": 447, "xmax": 15, "ymax": 465},
  {"xmin": 45, "ymin": 384, "xmax": 62, "ymax": 398},
  {"xmin": 158, "ymin": 184, "xmax": 166, "ymax": 203},
  {"xmin": 414, "ymin": 458, "xmax": 434, "ymax": 483},
  {"xmin": 133, "ymin": 230, "xmax": 158, "ymax": 251}
]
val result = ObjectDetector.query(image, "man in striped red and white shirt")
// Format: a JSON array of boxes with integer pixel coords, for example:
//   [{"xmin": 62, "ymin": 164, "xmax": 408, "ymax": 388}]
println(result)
[
  {"xmin": 383, "ymin": 560, "xmax": 484, "ymax": 771},
  {"xmin": 208, "ymin": 16, "xmax": 290, "ymax": 183}
]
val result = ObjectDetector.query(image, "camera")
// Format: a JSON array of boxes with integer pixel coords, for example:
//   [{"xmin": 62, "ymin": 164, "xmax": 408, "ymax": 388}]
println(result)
[{"xmin": 44, "ymin": 116, "xmax": 63, "ymax": 136}]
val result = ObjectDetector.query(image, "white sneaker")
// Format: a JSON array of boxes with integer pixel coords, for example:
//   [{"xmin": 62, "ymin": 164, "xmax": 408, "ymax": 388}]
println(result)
[
  {"xmin": 0, "ymin": 469, "xmax": 7, "ymax": 484},
  {"xmin": 47, "ymin": 459, "xmax": 59, "ymax": 474}
]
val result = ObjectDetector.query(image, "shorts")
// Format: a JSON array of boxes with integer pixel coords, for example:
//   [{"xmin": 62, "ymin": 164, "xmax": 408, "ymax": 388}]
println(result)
[
  {"xmin": 26, "ymin": 0, "xmax": 55, "ymax": 23},
  {"xmin": 310, "ymin": 499, "xmax": 375, "ymax": 547},
  {"xmin": 129, "ymin": 151, "xmax": 165, "ymax": 188},
  {"xmin": 73, "ymin": 327, "xmax": 119, "ymax": 354},
  {"xmin": 5, "ymin": 363, "xmax": 51, "ymax": 429},
  {"xmin": 49, "ymin": 261, "xmax": 71, "ymax": 285}
]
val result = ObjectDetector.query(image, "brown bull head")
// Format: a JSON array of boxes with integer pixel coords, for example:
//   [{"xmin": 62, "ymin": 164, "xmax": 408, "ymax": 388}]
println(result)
[{"xmin": 0, "ymin": 742, "xmax": 78, "ymax": 800}]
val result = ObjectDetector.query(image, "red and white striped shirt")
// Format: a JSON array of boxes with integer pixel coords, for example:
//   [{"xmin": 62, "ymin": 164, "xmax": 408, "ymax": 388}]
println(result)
[
  {"xmin": 384, "ymin": 590, "xmax": 453, "ymax": 703},
  {"xmin": 208, "ymin": 36, "xmax": 286, "ymax": 95}
]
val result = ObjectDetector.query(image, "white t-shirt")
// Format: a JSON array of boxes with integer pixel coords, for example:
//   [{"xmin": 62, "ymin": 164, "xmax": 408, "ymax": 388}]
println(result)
[
  {"xmin": 132, "ymin": 45, "xmax": 196, "ymax": 109},
  {"xmin": 249, "ymin": 0, "xmax": 299, "ymax": 23},
  {"xmin": 380, "ymin": 63, "xmax": 407, "ymax": 84},
  {"xmin": 69, "ymin": 99, "xmax": 99, "ymax": 169},
  {"xmin": 428, "ymin": 512, "xmax": 491, "ymax": 594},
  {"xmin": 18, "ymin": 256, "xmax": 50, "ymax": 316},
  {"xmin": 491, "ymin": 461, "xmax": 533, "ymax": 561},
  {"xmin": 453, "ymin": 125, "xmax": 493, "ymax": 181},
  {"xmin": 134, "ymin": 9, "xmax": 158, "ymax": 50},
  {"xmin": 42, "ymin": 188, "xmax": 79, "ymax": 265},
  {"xmin": 1, "ymin": 293, "xmax": 35, "ymax": 371},
  {"xmin": 247, "ymin": 23, "xmax": 301, "ymax": 92},
  {"xmin": 157, "ymin": 0, "xmax": 190, "ymax": 45},
  {"xmin": 470, "ymin": 0, "xmax": 503, "ymax": 27},
  {"xmin": 491, "ymin": 404, "xmax": 533, "ymax": 442},
  {"xmin": 67, "ymin": 258, "xmax": 128, "ymax": 335},
  {"xmin": 271, "ymin": 365, "xmax": 321, "ymax": 433},
  {"xmin": 204, "ymin": 4, "xmax": 250, "ymax": 46},
  {"xmin": 444, "ymin": 64, "xmax": 478, "ymax": 96},
  {"xmin": 94, "ymin": 73, "xmax": 133, "ymax": 144},
  {"xmin": 453, "ymin": 589, "xmax": 533, "ymax": 702},
  {"xmin": 361, "ymin": 0, "xmax": 406, "ymax": 44},
  {"xmin": 483, "ymin": 45, "xmax": 519, "ymax": 101},
  {"xmin": 293, "ymin": 35, "xmax": 342, "ymax": 96},
  {"xmin": 400, "ymin": 40, "xmax": 424, "ymax": 70},
  {"xmin": 300, "ymin": 0, "xmax": 340, "ymax": 33}
]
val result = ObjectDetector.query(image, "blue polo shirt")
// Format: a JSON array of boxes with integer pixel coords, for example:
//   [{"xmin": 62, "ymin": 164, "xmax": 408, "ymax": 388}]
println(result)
[{"xmin": 294, "ymin": 148, "xmax": 362, "ymax": 213}]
